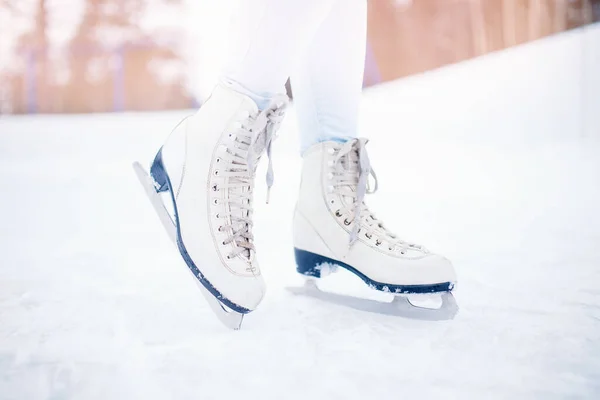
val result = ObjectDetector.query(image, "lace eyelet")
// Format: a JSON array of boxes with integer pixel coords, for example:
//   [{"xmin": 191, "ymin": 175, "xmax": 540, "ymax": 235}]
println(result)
[
  {"xmin": 226, "ymin": 255, "xmax": 231, "ymax": 259},
  {"xmin": 214, "ymin": 170, "xmax": 219, "ymax": 176},
  {"xmin": 218, "ymin": 226, "xmax": 222, "ymax": 232},
  {"xmin": 365, "ymin": 233, "xmax": 372, "ymax": 239},
  {"xmin": 388, "ymin": 247, "xmax": 393, "ymax": 251},
  {"xmin": 213, "ymin": 199, "xmax": 218, "ymax": 205},
  {"xmin": 212, "ymin": 185, "xmax": 218, "ymax": 191},
  {"xmin": 375, "ymin": 240, "xmax": 382, "ymax": 246},
  {"xmin": 330, "ymin": 200, "xmax": 334, "ymax": 204},
  {"xmin": 400, "ymin": 251, "xmax": 406, "ymax": 255},
  {"xmin": 216, "ymin": 158, "xmax": 221, "ymax": 163},
  {"xmin": 344, "ymin": 219, "xmax": 351, "ymax": 226},
  {"xmin": 222, "ymin": 241, "xmax": 226, "ymax": 245},
  {"xmin": 335, "ymin": 210, "xmax": 341, "ymax": 217}
]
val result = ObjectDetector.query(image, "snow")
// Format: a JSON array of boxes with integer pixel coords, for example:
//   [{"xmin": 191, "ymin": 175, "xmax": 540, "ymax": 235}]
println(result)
[{"xmin": 1, "ymin": 25, "xmax": 600, "ymax": 399}]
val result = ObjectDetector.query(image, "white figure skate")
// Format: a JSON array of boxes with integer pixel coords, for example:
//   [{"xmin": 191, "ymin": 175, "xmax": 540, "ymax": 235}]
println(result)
[
  {"xmin": 134, "ymin": 84, "xmax": 287, "ymax": 329},
  {"xmin": 291, "ymin": 139, "xmax": 457, "ymax": 318}
]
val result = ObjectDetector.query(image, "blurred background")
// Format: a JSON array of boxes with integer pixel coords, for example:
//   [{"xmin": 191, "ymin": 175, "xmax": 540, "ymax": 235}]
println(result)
[{"xmin": 0, "ymin": 0, "xmax": 598, "ymax": 114}]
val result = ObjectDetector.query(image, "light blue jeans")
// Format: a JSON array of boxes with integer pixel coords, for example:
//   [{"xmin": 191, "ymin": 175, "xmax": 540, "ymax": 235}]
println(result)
[{"xmin": 221, "ymin": 0, "xmax": 367, "ymax": 154}]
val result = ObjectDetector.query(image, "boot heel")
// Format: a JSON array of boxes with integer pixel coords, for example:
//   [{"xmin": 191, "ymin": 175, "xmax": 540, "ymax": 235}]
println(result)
[
  {"xmin": 150, "ymin": 148, "xmax": 169, "ymax": 193},
  {"xmin": 295, "ymin": 247, "xmax": 343, "ymax": 278},
  {"xmin": 294, "ymin": 248, "xmax": 322, "ymax": 278}
]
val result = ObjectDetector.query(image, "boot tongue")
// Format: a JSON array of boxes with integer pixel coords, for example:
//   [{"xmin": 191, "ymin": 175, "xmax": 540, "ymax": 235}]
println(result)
[
  {"xmin": 226, "ymin": 102, "xmax": 283, "ymax": 259},
  {"xmin": 226, "ymin": 120, "xmax": 270, "ymax": 259},
  {"xmin": 227, "ymin": 134, "xmax": 255, "ymax": 259},
  {"xmin": 333, "ymin": 141, "xmax": 373, "ymax": 244},
  {"xmin": 338, "ymin": 148, "xmax": 361, "ymax": 206}
]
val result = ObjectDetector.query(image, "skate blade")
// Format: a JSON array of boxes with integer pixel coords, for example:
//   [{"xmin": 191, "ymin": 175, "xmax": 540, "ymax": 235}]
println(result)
[
  {"xmin": 287, "ymin": 279, "xmax": 458, "ymax": 321},
  {"xmin": 404, "ymin": 294, "xmax": 445, "ymax": 310},
  {"xmin": 132, "ymin": 162, "xmax": 177, "ymax": 242},
  {"xmin": 133, "ymin": 161, "xmax": 245, "ymax": 330}
]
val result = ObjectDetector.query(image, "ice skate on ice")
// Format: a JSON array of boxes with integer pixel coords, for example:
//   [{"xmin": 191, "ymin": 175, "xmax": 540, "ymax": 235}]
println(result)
[
  {"xmin": 287, "ymin": 278, "xmax": 458, "ymax": 321},
  {"xmin": 133, "ymin": 84, "xmax": 287, "ymax": 329},
  {"xmin": 290, "ymin": 139, "xmax": 457, "ymax": 319}
]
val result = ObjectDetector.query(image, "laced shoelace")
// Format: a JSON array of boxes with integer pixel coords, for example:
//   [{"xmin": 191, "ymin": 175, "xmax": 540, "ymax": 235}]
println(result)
[
  {"xmin": 248, "ymin": 98, "xmax": 287, "ymax": 203},
  {"xmin": 331, "ymin": 138, "xmax": 426, "ymax": 254},
  {"xmin": 217, "ymin": 97, "xmax": 287, "ymax": 259}
]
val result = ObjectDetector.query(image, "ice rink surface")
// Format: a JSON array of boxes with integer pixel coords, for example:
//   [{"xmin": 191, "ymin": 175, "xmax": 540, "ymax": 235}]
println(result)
[{"xmin": 1, "ymin": 25, "xmax": 599, "ymax": 399}]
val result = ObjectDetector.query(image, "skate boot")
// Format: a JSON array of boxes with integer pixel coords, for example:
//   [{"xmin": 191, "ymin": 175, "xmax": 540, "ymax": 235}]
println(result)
[
  {"xmin": 293, "ymin": 138, "xmax": 456, "ymax": 301},
  {"xmin": 133, "ymin": 84, "xmax": 287, "ymax": 329}
]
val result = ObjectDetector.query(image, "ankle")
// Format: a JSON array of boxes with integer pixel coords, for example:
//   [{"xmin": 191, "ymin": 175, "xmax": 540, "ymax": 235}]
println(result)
[{"xmin": 220, "ymin": 78, "xmax": 274, "ymax": 110}]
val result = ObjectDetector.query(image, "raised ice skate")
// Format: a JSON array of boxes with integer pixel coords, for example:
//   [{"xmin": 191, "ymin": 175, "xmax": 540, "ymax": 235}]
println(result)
[{"xmin": 134, "ymin": 84, "xmax": 287, "ymax": 329}]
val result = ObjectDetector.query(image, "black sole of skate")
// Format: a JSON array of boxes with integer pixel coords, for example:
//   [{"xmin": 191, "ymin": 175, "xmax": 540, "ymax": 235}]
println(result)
[
  {"xmin": 294, "ymin": 248, "xmax": 454, "ymax": 294},
  {"xmin": 288, "ymin": 248, "xmax": 458, "ymax": 320}
]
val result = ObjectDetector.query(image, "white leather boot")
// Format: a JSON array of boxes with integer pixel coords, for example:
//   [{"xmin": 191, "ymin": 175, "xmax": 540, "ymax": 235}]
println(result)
[
  {"xmin": 147, "ymin": 84, "xmax": 287, "ymax": 315},
  {"xmin": 293, "ymin": 139, "xmax": 456, "ymax": 294}
]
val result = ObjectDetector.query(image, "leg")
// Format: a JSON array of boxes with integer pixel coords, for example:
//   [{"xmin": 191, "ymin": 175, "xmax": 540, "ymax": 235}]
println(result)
[
  {"xmin": 138, "ymin": 0, "xmax": 350, "ymax": 328},
  {"xmin": 222, "ymin": 0, "xmax": 339, "ymax": 108},
  {"xmin": 291, "ymin": 2, "xmax": 456, "ymax": 299},
  {"xmin": 291, "ymin": 0, "xmax": 367, "ymax": 153}
]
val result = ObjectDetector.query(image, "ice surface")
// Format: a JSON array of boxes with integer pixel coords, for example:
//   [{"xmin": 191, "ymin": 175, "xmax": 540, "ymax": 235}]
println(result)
[{"xmin": 1, "ymin": 25, "xmax": 599, "ymax": 399}]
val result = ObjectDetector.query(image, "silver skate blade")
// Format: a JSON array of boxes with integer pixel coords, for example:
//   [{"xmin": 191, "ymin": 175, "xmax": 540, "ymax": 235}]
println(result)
[
  {"xmin": 192, "ymin": 279, "xmax": 244, "ymax": 330},
  {"xmin": 132, "ymin": 162, "xmax": 245, "ymax": 330},
  {"xmin": 132, "ymin": 162, "xmax": 177, "ymax": 243},
  {"xmin": 287, "ymin": 280, "xmax": 458, "ymax": 321},
  {"xmin": 404, "ymin": 294, "xmax": 444, "ymax": 310}
]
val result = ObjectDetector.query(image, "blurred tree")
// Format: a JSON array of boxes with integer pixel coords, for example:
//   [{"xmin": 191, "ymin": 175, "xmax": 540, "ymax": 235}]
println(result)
[
  {"xmin": 32, "ymin": 0, "xmax": 49, "ymax": 112},
  {"xmin": 62, "ymin": 0, "xmax": 192, "ymax": 113},
  {"xmin": 0, "ymin": 0, "xmax": 17, "ymax": 113},
  {"xmin": 0, "ymin": 0, "xmax": 15, "ymax": 12},
  {"xmin": 1, "ymin": 0, "xmax": 49, "ymax": 113}
]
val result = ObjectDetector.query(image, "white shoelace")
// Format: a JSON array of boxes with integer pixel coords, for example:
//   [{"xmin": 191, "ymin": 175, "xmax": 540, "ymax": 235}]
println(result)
[
  {"xmin": 248, "ymin": 99, "xmax": 287, "ymax": 203},
  {"xmin": 331, "ymin": 138, "xmax": 426, "ymax": 254},
  {"xmin": 217, "ymin": 98, "xmax": 287, "ymax": 259}
]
